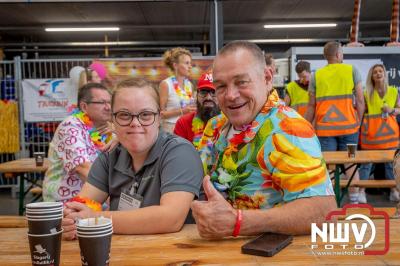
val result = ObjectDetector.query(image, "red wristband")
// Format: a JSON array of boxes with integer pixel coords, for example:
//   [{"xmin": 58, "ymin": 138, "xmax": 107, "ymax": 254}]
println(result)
[{"xmin": 232, "ymin": 209, "xmax": 242, "ymax": 237}]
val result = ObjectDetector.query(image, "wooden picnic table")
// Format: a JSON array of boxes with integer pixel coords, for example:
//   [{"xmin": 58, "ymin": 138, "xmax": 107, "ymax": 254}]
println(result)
[
  {"xmin": 0, "ymin": 158, "xmax": 49, "ymax": 215},
  {"xmin": 323, "ymin": 150, "xmax": 396, "ymax": 206},
  {"xmin": 0, "ymin": 217, "xmax": 398, "ymax": 265}
]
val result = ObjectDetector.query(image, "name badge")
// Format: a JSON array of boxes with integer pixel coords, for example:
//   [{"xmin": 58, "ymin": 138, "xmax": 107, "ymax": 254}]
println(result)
[{"xmin": 117, "ymin": 184, "xmax": 143, "ymax": 211}]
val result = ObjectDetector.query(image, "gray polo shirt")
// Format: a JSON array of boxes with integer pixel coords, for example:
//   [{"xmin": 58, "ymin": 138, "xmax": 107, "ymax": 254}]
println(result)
[{"xmin": 88, "ymin": 131, "xmax": 203, "ymax": 212}]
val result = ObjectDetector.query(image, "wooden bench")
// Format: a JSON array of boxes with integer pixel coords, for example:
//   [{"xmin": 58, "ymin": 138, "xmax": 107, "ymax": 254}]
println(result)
[{"xmin": 337, "ymin": 180, "xmax": 396, "ymax": 188}]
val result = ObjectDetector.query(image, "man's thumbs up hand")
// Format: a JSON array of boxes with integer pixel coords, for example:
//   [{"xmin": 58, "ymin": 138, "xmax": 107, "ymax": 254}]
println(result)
[
  {"xmin": 203, "ymin": 175, "xmax": 225, "ymax": 201},
  {"xmin": 191, "ymin": 175, "xmax": 237, "ymax": 239}
]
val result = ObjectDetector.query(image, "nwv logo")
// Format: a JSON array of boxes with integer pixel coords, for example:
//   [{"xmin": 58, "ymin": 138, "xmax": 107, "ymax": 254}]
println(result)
[
  {"xmin": 311, "ymin": 214, "xmax": 375, "ymax": 248},
  {"xmin": 309, "ymin": 204, "xmax": 390, "ymax": 255}
]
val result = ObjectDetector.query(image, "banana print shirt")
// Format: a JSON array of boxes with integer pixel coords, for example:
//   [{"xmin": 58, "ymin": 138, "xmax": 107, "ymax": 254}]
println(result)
[{"xmin": 198, "ymin": 91, "xmax": 334, "ymax": 209}]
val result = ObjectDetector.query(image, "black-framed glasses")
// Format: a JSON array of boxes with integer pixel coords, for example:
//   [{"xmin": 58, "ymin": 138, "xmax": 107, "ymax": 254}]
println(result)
[
  {"xmin": 113, "ymin": 110, "xmax": 159, "ymax": 127},
  {"xmin": 86, "ymin": 100, "xmax": 111, "ymax": 106},
  {"xmin": 198, "ymin": 90, "xmax": 216, "ymax": 98}
]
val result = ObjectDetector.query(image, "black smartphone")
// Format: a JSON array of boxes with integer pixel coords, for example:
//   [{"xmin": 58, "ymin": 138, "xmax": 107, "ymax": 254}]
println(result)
[{"xmin": 241, "ymin": 232, "xmax": 293, "ymax": 257}]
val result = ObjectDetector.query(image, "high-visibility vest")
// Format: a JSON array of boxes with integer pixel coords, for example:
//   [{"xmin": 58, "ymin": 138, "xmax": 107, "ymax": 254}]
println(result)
[
  {"xmin": 315, "ymin": 64, "xmax": 359, "ymax": 136},
  {"xmin": 360, "ymin": 86, "xmax": 399, "ymax": 149},
  {"xmin": 286, "ymin": 81, "xmax": 309, "ymax": 117}
]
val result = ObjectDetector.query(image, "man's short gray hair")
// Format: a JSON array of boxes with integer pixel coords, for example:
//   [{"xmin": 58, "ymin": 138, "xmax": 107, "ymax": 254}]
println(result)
[{"xmin": 216, "ymin": 41, "xmax": 266, "ymax": 70}]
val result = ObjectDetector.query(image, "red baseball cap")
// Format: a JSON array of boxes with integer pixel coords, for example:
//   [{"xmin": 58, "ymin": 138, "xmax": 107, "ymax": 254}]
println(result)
[{"xmin": 197, "ymin": 72, "xmax": 215, "ymax": 91}]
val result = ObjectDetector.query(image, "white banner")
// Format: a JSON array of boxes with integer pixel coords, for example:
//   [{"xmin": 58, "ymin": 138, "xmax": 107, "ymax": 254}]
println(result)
[{"xmin": 22, "ymin": 79, "xmax": 78, "ymax": 122}]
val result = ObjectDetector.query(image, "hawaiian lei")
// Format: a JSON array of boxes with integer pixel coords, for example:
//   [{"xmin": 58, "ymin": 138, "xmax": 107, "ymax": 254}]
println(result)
[
  {"xmin": 71, "ymin": 108, "xmax": 112, "ymax": 149},
  {"xmin": 171, "ymin": 76, "xmax": 193, "ymax": 101},
  {"xmin": 191, "ymin": 115, "xmax": 205, "ymax": 149},
  {"xmin": 199, "ymin": 90, "xmax": 281, "ymax": 173}
]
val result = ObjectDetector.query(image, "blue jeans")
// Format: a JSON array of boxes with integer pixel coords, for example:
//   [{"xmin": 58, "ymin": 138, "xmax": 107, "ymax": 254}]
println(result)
[
  {"xmin": 359, "ymin": 163, "xmax": 394, "ymax": 180},
  {"xmin": 318, "ymin": 132, "xmax": 359, "ymax": 152}
]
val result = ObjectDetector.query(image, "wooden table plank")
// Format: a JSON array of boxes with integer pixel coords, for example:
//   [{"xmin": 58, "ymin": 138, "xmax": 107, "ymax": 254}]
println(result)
[
  {"xmin": 0, "ymin": 216, "xmax": 27, "ymax": 228},
  {"xmin": 323, "ymin": 150, "xmax": 395, "ymax": 165},
  {"xmin": 0, "ymin": 158, "xmax": 49, "ymax": 174},
  {"xmin": 0, "ymin": 158, "xmax": 49, "ymax": 215},
  {"xmin": 323, "ymin": 150, "xmax": 395, "ymax": 207},
  {"xmin": 0, "ymin": 220, "xmax": 398, "ymax": 265}
]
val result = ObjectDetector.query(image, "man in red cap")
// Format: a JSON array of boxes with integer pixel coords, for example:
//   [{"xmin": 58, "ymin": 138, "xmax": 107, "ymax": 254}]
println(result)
[{"xmin": 174, "ymin": 72, "xmax": 220, "ymax": 149}]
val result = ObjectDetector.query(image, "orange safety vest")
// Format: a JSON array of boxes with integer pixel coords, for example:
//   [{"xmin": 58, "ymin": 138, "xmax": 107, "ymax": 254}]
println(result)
[
  {"xmin": 360, "ymin": 86, "xmax": 399, "ymax": 149},
  {"xmin": 286, "ymin": 81, "xmax": 309, "ymax": 117},
  {"xmin": 315, "ymin": 64, "xmax": 359, "ymax": 136}
]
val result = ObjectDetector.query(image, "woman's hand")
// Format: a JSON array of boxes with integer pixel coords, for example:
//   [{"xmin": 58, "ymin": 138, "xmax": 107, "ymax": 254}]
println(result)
[
  {"xmin": 381, "ymin": 105, "xmax": 393, "ymax": 114},
  {"xmin": 97, "ymin": 121, "xmax": 115, "ymax": 136},
  {"xmin": 101, "ymin": 137, "xmax": 119, "ymax": 152},
  {"xmin": 62, "ymin": 201, "xmax": 97, "ymax": 240},
  {"xmin": 62, "ymin": 217, "xmax": 77, "ymax": 240},
  {"xmin": 182, "ymin": 105, "xmax": 197, "ymax": 114},
  {"xmin": 64, "ymin": 201, "xmax": 96, "ymax": 220}
]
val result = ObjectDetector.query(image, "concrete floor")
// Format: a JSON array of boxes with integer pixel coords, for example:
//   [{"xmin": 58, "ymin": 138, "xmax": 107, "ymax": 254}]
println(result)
[{"xmin": 0, "ymin": 187, "xmax": 398, "ymax": 215}]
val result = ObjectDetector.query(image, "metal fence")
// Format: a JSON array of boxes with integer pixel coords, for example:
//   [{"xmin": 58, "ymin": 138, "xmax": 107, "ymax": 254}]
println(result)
[
  {"xmin": 19, "ymin": 58, "xmax": 92, "ymax": 158},
  {"xmin": 0, "ymin": 60, "xmax": 18, "ymax": 195},
  {"xmin": 0, "ymin": 58, "xmax": 92, "ymax": 195}
]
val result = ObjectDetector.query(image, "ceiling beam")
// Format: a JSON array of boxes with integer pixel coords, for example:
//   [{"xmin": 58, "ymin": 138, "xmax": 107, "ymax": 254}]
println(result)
[
  {"xmin": 0, "ymin": 20, "xmax": 390, "ymax": 31},
  {"xmin": 1, "ymin": 0, "xmax": 188, "ymax": 2},
  {"xmin": 0, "ymin": 36, "xmax": 390, "ymax": 48}
]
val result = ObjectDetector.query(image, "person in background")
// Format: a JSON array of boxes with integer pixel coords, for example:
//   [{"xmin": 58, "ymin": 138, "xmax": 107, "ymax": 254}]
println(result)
[
  {"xmin": 191, "ymin": 41, "xmax": 336, "ymax": 239},
  {"xmin": 62, "ymin": 78, "xmax": 203, "ymax": 240},
  {"xmin": 159, "ymin": 47, "xmax": 196, "ymax": 133},
  {"xmin": 79, "ymin": 62, "xmax": 108, "ymax": 89},
  {"xmin": 304, "ymin": 41, "xmax": 364, "ymax": 204},
  {"xmin": 265, "ymin": 53, "xmax": 276, "ymax": 74},
  {"xmin": 43, "ymin": 83, "xmax": 113, "ymax": 202},
  {"xmin": 359, "ymin": 64, "xmax": 400, "ymax": 203},
  {"xmin": 284, "ymin": 61, "xmax": 311, "ymax": 117},
  {"xmin": 174, "ymin": 72, "xmax": 220, "ymax": 149}
]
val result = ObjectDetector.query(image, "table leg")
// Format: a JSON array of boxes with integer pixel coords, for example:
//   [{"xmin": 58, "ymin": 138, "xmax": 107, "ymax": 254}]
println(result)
[
  {"xmin": 339, "ymin": 164, "xmax": 359, "ymax": 203},
  {"xmin": 334, "ymin": 165, "xmax": 341, "ymax": 207},
  {"xmin": 18, "ymin": 174, "xmax": 24, "ymax": 216}
]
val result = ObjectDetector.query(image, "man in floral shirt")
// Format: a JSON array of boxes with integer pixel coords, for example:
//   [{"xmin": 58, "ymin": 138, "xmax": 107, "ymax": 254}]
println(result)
[
  {"xmin": 191, "ymin": 41, "xmax": 336, "ymax": 239},
  {"xmin": 43, "ymin": 83, "xmax": 112, "ymax": 202}
]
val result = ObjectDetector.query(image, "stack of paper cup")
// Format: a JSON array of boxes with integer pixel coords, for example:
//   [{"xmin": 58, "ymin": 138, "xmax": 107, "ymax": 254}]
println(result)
[
  {"xmin": 77, "ymin": 217, "xmax": 113, "ymax": 266},
  {"xmin": 26, "ymin": 202, "xmax": 64, "ymax": 266}
]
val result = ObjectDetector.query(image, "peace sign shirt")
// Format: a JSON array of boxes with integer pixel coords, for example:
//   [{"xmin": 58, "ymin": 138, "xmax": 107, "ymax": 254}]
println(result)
[{"xmin": 43, "ymin": 115, "xmax": 100, "ymax": 202}]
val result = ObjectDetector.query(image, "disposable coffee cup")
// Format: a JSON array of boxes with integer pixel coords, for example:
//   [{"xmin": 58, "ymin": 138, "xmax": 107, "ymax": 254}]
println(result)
[
  {"xmin": 77, "ymin": 228, "xmax": 113, "ymax": 236},
  {"xmin": 78, "ymin": 232, "xmax": 112, "ymax": 266},
  {"xmin": 27, "ymin": 229, "xmax": 63, "ymax": 266},
  {"xmin": 346, "ymin": 143, "xmax": 357, "ymax": 158},
  {"xmin": 26, "ymin": 213, "xmax": 63, "ymax": 219},
  {"xmin": 77, "ymin": 230, "xmax": 113, "ymax": 238},
  {"xmin": 33, "ymin": 152, "xmax": 45, "ymax": 167},
  {"xmin": 26, "ymin": 202, "xmax": 63, "ymax": 210},
  {"xmin": 27, "ymin": 216, "xmax": 62, "ymax": 235},
  {"xmin": 26, "ymin": 208, "xmax": 63, "ymax": 215},
  {"xmin": 77, "ymin": 224, "xmax": 113, "ymax": 233},
  {"xmin": 26, "ymin": 207, "xmax": 63, "ymax": 215},
  {"xmin": 76, "ymin": 217, "xmax": 112, "ymax": 229}
]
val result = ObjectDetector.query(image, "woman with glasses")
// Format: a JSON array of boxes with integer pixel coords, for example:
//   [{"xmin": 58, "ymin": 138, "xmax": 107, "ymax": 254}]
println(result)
[
  {"xmin": 159, "ymin": 47, "xmax": 196, "ymax": 133},
  {"xmin": 62, "ymin": 78, "xmax": 203, "ymax": 239}
]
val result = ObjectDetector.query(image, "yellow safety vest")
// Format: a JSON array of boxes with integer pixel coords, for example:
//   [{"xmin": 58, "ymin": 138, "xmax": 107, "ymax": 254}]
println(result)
[
  {"xmin": 286, "ymin": 81, "xmax": 309, "ymax": 117},
  {"xmin": 360, "ymin": 86, "xmax": 399, "ymax": 149},
  {"xmin": 315, "ymin": 64, "xmax": 359, "ymax": 136}
]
